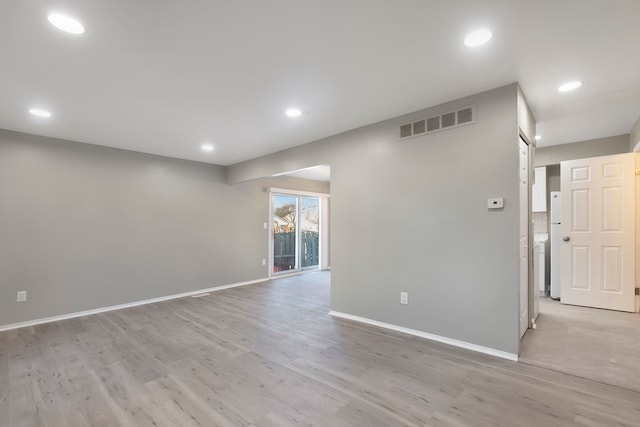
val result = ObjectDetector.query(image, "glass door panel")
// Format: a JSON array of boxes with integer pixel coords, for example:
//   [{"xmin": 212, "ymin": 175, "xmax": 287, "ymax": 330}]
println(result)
[
  {"xmin": 300, "ymin": 197, "xmax": 319, "ymax": 268},
  {"xmin": 273, "ymin": 195, "xmax": 298, "ymax": 274}
]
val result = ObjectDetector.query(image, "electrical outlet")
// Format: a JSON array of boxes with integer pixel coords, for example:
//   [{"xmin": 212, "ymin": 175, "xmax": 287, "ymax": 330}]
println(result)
[
  {"xmin": 16, "ymin": 291, "xmax": 27, "ymax": 303},
  {"xmin": 487, "ymin": 197, "xmax": 504, "ymax": 209},
  {"xmin": 400, "ymin": 292, "xmax": 408, "ymax": 305},
  {"xmin": 262, "ymin": 259, "xmax": 266, "ymax": 266},
  {"xmin": 263, "ymin": 222, "xmax": 268, "ymax": 229}
]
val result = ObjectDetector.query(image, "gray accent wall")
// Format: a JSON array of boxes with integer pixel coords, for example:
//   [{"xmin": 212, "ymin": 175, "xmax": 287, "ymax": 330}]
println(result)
[
  {"xmin": 535, "ymin": 134, "xmax": 630, "ymax": 166},
  {"xmin": 228, "ymin": 84, "xmax": 523, "ymax": 354},
  {"xmin": 517, "ymin": 86, "xmax": 536, "ymax": 143},
  {"xmin": 0, "ymin": 129, "xmax": 327, "ymax": 326}
]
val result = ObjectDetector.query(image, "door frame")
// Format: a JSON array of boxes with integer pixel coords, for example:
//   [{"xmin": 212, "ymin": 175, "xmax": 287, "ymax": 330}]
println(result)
[
  {"xmin": 519, "ymin": 134, "xmax": 534, "ymax": 340},
  {"xmin": 268, "ymin": 188, "xmax": 330, "ymax": 278},
  {"xmin": 525, "ymin": 135, "xmax": 537, "ymax": 330}
]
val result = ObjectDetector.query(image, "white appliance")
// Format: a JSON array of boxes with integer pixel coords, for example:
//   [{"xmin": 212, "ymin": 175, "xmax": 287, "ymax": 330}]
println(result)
[
  {"xmin": 550, "ymin": 191, "xmax": 561, "ymax": 299},
  {"xmin": 533, "ymin": 242, "xmax": 541, "ymax": 321},
  {"xmin": 534, "ymin": 236, "xmax": 546, "ymax": 294},
  {"xmin": 532, "ymin": 235, "xmax": 546, "ymax": 323}
]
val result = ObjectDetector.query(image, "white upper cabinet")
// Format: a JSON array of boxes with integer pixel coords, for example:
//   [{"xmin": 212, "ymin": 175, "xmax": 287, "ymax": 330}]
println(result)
[{"xmin": 532, "ymin": 167, "xmax": 547, "ymax": 212}]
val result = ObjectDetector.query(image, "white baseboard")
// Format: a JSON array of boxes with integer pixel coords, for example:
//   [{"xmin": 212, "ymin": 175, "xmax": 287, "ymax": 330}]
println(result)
[
  {"xmin": 328, "ymin": 311, "xmax": 518, "ymax": 362},
  {"xmin": 269, "ymin": 268, "xmax": 329, "ymax": 280},
  {"xmin": 270, "ymin": 271, "xmax": 308, "ymax": 279},
  {"xmin": 0, "ymin": 277, "xmax": 270, "ymax": 333}
]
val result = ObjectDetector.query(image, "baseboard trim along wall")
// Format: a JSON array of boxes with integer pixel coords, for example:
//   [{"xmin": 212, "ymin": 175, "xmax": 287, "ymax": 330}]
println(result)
[
  {"xmin": 328, "ymin": 311, "xmax": 519, "ymax": 362},
  {"xmin": 0, "ymin": 277, "xmax": 270, "ymax": 332}
]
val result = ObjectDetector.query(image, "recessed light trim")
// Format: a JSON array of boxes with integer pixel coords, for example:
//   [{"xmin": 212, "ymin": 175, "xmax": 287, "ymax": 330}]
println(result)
[
  {"xmin": 558, "ymin": 81, "xmax": 582, "ymax": 92},
  {"xmin": 29, "ymin": 108, "xmax": 52, "ymax": 118},
  {"xmin": 534, "ymin": 135, "xmax": 542, "ymax": 140},
  {"xmin": 201, "ymin": 144, "xmax": 214, "ymax": 152},
  {"xmin": 464, "ymin": 29, "xmax": 492, "ymax": 47},
  {"xmin": 285, "ymin": 108, "xmax": 302, "ymax": 118},
  {"xmin": 48, "ymin": 14, "xmax": 85, "ymax": 34}
]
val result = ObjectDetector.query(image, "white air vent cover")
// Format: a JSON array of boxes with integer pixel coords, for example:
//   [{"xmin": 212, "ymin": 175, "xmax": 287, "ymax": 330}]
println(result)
[
  {"xmin": 400, "ymin": 124, "xmax": 412, "ymax": 138},
  {"xmin": 399, "ymin": 105, "xmax": 476, "ymax": 140},
  {"xmin": 413, "ymin": 119, "xmax": 426, "ymax": 135},
  {"xmin": 457, "ymin": 107, "xmax": 473, "ymax": 124},
  {"xmin": 427, "ymin": 116, "xmax": 440, "ymax": 132},
  {"xmin": 441, "ymin": 112, "xmax": 456, "ymax": 128}
]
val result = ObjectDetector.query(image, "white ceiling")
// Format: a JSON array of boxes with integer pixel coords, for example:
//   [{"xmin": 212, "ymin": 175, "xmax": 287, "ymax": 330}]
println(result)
[{"xmin": 1, "ymin": 1, "xmax": 639, "ymax": 166}]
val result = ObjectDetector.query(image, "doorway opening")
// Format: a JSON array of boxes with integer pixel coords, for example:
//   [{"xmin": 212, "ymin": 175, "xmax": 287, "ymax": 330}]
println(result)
[{"xmin": 521, "ymin": 151, "xmax": 639, "ymax": 392}]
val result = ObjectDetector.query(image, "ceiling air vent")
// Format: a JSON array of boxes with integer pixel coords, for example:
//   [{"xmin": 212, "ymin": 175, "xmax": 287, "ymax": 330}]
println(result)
[{"xmin": 399, "ymin": 104, "xmax": 476, "ymax": 140}]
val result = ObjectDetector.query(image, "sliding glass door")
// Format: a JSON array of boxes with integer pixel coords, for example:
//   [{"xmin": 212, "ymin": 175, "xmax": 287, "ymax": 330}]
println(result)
[
  {"xmin": 300, "ymin": 197, "xmax": 319, "ymax": 268},
  {"xmin": 272, "ymin": 193, "xmax": 320, "ymax": 275},
  {"xmin": 273, "ymin": 195, "xmax": 298, "ymax": 273}
]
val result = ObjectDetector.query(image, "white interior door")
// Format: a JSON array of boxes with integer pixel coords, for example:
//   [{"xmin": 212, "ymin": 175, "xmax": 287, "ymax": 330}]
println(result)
[
  {"xmin": 519, "ymin": 137, "xmax": 529, "ymax": 338},
  {"xmin": 560, "ymin": 153, "xmax": 635, "ymax": 312}
]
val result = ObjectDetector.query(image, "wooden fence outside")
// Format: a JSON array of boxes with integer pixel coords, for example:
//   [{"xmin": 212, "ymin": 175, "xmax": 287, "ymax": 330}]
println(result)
[{"xmin": 273, "ymin": 231, "xmax": 319, "ymax": 271}]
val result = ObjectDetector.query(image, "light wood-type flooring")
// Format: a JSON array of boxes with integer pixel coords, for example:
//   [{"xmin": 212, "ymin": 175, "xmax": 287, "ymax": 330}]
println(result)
[
  {"xmin": 1, "ymin": 271, "xmax": 640, "ymax": 426},
  {"xmin": 520, "ymin": 297, "xmax": 640, "ymax": 393}
]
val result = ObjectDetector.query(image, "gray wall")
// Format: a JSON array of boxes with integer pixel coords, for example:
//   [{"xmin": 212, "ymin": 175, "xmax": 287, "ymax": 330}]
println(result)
[
  {"xmin": 535, "ymin": 134, "xmax": 630, "ymax": 166},
  {"xmin": 546, "ymin": 164, "xmax": 561, "ymax": 193},
  {"xmin": 517, "ymin": 86, "xmax": 536, "ymax": 143},
  {"xmin": 228, "ymin": 84, "xmax": 522, "ymax": 354},
  {"xmin": 0, "ymin": 129, "xmax": 327, "ymax": 326}
]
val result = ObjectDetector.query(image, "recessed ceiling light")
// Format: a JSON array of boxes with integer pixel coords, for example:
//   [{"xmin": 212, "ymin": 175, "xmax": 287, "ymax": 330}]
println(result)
[
  {"xmin": 558, "ymin": 81, "xmax": 582, "ymax": 92},
  {"xmin": 464, "ymin": 29, "xmax": 492, "ymax": 47},
  {"xmin": 535, "ymin": 135, "xmax": 542, "ymax": 140},
  {"xmin": 48, "ymin": 14, "xmax": 85, "ymax": 34},
  {"xmin": 29, "ymin": 108, "xmax": 52, "ymax": 118},
  {"xmin": 285, "ymin": 108, "xmax": 302, "ymax": 118},
  {"xmin": 201, "ymin": 144, "xmax": 214, "ymax": 152}
]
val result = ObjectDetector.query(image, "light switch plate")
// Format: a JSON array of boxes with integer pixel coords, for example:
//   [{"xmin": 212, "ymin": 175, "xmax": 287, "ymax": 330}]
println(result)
[
  {"xmin": 488, "ymin": 198, "xmax": 504, "ymax": 209},
  {"xmin": 16, "ymin": 291, "xmax": 27, "ymax": 302}
]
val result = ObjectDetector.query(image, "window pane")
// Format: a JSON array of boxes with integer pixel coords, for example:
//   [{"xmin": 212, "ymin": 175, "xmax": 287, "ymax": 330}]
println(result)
[
  {"xmin": 273, "ymin": 195, "xmax": 297, "ymax": 272},
  {"xmin": 301, "ymin": 197, "xmax": 319, "ymax": 268}
]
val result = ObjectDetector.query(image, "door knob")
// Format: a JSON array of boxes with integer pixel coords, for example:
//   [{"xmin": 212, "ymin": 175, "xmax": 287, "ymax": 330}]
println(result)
[{"xmin": 563, "ymin": 236, "xmax": 570, "ymax": 242}]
